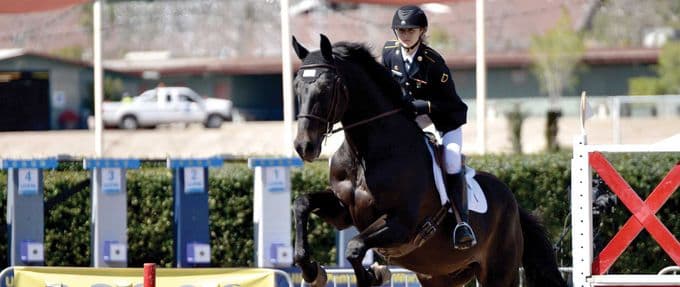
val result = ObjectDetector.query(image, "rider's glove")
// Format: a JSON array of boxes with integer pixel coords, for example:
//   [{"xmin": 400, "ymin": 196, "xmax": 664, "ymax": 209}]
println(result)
[{"xmin": 410, "ymin": 100, "xmax": 431, "ymax": 115}]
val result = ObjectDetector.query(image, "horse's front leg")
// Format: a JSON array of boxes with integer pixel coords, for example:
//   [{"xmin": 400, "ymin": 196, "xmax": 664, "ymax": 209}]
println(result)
[
  {"xmin": 346, "ymin": 214, "xmax": 411, "ymax": 287},
  {"xmin": 293, "ymin": 189, "xmax": 352, "ymax": 286}
]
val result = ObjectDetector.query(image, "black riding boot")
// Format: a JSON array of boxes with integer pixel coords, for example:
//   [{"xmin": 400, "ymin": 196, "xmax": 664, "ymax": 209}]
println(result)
[{"xmin": 446, "ymin": 172, "xmax": 477, "ymax": 250}]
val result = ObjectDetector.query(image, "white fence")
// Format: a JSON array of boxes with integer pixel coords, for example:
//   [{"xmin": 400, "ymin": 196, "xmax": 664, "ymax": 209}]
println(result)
[
  {"xmin": 609, "ymin": 95, "xmax": 680, "ymax": 144},
  {"xmin": 310, "ymin": 267, "xmax": 573, "ymax": 287}
]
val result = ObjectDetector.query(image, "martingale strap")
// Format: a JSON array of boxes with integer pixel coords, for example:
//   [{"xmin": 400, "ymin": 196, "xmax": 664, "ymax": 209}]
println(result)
[
  {"xmin": 374, "ymin": 202, "xmax": 452, "ymax": 260},
  {"xmin": 412, "ymin": 202, "xmax": 451, "ymax": 247}
]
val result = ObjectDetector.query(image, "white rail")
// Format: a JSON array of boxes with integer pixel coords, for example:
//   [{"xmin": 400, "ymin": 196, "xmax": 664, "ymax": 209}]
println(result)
[
  {"xmin": 610, "ymin": 95, "xmax": 680, "ymax": 144},
  {"xmin": 306, "ymin": 267, "xmax": 573, "ymax": 287}
]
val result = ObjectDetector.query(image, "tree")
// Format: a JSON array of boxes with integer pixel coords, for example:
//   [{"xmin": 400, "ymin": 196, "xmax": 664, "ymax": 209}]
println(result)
[
  {"xmin": 587, "ymin": 0, "xmax": 680, "ymax": 47},
  {"xmin": 628, "ymin": 41, "xmax": 680, "ymax": 95},
  {"xmin": 529, "ymin": 9, "xmax": 584, "ymax": 152},
  {"xmin": 658, "ymin": 41, "xmax": 680, "ymax": 94}
]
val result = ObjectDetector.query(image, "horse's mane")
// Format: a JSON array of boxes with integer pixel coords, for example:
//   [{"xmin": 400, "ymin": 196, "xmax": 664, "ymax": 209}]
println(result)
[{"xmin": 332, "ymin": 41, "xmax": 404, "ymax": 106}]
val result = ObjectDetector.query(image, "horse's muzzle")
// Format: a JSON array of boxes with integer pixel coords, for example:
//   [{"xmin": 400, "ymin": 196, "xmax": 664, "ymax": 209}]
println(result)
[{"xmin": 294, "ymin": 138, "xmax": 321, "ymax": 162}]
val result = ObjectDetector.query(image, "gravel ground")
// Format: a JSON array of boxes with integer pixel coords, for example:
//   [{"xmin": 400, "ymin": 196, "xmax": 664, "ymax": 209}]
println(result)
[{"xmin": 0, "ymin": 117, "xmax": 677, "ymax": 159}]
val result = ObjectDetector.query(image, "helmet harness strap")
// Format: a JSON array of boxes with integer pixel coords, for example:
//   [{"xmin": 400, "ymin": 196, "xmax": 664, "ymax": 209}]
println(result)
[{"xmin": 393, "ymin": 28, "xmax": 425, "ymax": 53}]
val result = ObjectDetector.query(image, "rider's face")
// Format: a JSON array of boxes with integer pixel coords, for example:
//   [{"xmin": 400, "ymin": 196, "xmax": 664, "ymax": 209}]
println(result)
[{"xmin": 396, "ymin": 27, "xmax": 424, "ymax": 47}]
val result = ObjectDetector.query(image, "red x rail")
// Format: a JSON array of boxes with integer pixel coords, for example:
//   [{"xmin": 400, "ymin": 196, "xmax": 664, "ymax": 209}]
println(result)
[{"xmin": 590, "ymin": 152, "xmax": 680, "ymax": 275}]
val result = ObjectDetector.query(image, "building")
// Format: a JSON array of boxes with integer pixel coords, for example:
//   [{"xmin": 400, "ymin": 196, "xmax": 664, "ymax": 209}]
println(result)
[{"xmin": 0, "ymin": 49, "xmax": 135, "ymax": 131}]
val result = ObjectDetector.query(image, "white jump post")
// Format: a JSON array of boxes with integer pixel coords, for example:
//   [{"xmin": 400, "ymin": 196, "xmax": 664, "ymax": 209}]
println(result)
[
  {"xmin": 571, "ymin": 93, "xmax": 680, "ymax": 287},
  {"xmin": 248, "ymin": 157, "xmax": 303, "ymax": 268}
]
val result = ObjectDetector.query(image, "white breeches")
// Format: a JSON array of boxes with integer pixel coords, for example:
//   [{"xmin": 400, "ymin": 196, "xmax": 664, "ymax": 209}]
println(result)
[{"xmin": 441, "ymin": 128, "xmax": 462, "ymax": 174}]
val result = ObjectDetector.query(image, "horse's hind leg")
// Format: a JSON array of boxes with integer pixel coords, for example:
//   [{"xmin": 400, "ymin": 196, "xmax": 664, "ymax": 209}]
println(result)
[
  {"xmin": 293, "ymin": 189, "xmax": 351, "ymax": 286},
  {"xmin": 346, "ymin": 215, "xmax": 411, "ymax": 287},
  {"xmin": 476, "ymin": 225, "xmax": 522, "ymax": 287}
]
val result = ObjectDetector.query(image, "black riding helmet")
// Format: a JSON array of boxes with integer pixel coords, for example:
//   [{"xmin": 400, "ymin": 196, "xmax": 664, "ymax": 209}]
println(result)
[{"xmin": 391, "ymin": 5, "xmax": 428, "ymax": 29}]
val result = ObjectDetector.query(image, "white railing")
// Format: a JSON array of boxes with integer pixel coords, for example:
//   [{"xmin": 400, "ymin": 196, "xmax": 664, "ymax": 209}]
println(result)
[
  {"xmin": 609, "ymin": 95, "xmax": 680, "ymax": 144},
  {"xmin": 310, "ymin": 267, "xmax": 573, "ymax": 287}
]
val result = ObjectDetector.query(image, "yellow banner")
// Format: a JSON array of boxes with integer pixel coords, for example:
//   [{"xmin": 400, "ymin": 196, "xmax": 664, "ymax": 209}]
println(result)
[{"xmin": 11, "ymin": 267, "xmax": 276, "ymax": 287}]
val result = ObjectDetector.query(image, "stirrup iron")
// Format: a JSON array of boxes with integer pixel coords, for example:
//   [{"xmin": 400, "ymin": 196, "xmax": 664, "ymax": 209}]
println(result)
[{"xmin": 453, "ymin": 222, "xmax": 477, "ymax": 250}]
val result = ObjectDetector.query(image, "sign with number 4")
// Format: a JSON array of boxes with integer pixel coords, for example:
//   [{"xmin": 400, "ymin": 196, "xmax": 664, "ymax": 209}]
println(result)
[{"xmin": 18, "ymin": 168, "xmax": 39, "ymax": 195}]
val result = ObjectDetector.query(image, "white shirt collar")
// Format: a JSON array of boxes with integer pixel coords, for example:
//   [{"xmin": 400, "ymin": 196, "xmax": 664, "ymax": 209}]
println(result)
[{"xmin": 401, "ymin": 45, "xmax": 419, "ymax": 64}]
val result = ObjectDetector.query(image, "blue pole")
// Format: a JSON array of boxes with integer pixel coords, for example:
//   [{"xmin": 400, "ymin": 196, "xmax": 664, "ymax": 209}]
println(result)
[{"xmin": 168, "ymin": 157, "xmax": 222, "ymax": 267}]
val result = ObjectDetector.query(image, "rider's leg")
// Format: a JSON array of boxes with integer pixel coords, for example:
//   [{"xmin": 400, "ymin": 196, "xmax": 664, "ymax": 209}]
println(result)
[{"xmin": 442, "ymin": 128, "xmax": 477, "ymax": 250}]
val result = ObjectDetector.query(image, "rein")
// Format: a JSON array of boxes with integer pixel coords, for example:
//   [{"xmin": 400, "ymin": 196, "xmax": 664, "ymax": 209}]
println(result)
[
  {"xmin": 296, "ymin": 63, "xmax": 403, "ymax": 137},
  {"xmin": 327, "ymin": 108, "xmax": 402, "ymax": 135}
]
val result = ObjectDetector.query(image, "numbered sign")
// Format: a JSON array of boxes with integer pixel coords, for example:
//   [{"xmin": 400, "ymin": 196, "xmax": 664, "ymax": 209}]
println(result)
[
  {"xmin": 18, "ymin": 168, "xmax": 39, "ymax": 195},
  {"xmin": 265, "ymin": 167, "xmax": 286, "ymax": 193},
  {"xmin": 184, "ymin": 167, "xmax": 205, "ymax": 193},
  {"xmin": 101, "ymin": 168, "xmax": 122, "ymax": 194},
  {"xmin": 248, "ymin": 157, "xmax": 302, "ymax": 267}
]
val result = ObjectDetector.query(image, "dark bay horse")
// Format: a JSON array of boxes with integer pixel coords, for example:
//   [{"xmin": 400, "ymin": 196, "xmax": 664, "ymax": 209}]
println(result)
[{"xmin": 291, "ymin": 34, "xmax": 567, "ymax": 287}]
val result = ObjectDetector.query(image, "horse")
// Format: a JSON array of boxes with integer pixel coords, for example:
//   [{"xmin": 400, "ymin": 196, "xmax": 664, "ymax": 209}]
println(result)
[{"xmin": 291, "ymin": 34, "xmax": 567, "ymax": 287}]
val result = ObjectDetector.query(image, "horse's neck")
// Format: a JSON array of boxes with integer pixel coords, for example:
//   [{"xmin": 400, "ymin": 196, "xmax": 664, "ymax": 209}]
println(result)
[{"xmin": 341, "ymin": 92, "xmax": 421, "ymax": 159}]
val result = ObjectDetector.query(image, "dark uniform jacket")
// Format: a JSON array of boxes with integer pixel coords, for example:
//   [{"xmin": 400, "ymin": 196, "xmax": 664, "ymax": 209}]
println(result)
[{"xmin": 382, "ymin": 40, "xmax": 467, "ymax": 133}]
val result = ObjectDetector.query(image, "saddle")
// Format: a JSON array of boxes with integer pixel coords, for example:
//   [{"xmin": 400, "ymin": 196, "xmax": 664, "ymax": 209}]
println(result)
[{"xmin": 423, "ymin": 131, "xmax": 447, "ymax": 176}]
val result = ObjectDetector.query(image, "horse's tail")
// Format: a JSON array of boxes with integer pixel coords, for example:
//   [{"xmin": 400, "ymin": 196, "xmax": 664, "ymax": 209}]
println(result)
[{"xmin": 519, "ymin": 207, "xmax": 568, "ymax": 287}]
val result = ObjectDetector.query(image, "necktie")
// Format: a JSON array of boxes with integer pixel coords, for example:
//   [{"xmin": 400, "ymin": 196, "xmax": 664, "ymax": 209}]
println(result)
[{"xmin": 405, "ymin": 59, "xmax": 411, "ymax": 72}]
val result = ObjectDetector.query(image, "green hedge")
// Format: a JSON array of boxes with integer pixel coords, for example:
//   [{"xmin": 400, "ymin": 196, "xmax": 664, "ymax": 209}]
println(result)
[{"xmin": 0, "ymin": 153, "xmax": 678, "ymax": 274}]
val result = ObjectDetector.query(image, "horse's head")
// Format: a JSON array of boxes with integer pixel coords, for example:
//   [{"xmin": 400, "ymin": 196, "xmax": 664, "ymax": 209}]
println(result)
[{"xmin": 292, "ymin": 34, "xmax": 348, "ymax": 161}]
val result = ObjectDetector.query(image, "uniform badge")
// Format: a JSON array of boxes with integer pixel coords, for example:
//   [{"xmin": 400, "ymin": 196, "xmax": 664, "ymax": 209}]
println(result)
[
  {"xmin": 441, "ymin": 73, "xmax": 449, "ymax": 83},
  {"xmin": 394, "ymin": 65, "xmax": 399, "ymax": 71},
  {"xmin": 417, "ymin": 56, "xmax": 422, "ymax": 62}
]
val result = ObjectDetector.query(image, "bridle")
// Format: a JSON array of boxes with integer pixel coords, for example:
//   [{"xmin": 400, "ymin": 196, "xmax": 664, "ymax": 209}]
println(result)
[
  {"xmin": 296, "ymin": 62, "xmax": 402, "ymax": 138},
  {"xmin": 296, "ymin": 63, "xmax": 347, "ymax": 136}
]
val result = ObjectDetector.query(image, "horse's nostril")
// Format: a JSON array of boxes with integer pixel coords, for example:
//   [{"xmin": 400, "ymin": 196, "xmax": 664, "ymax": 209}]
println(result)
[
  {"xmin": 304, "ymin": 142, "xmax": 316, "ymax": 154},
  {"xmin": 294, "ymin": 142, "xmax": 305, "ymax": 157}
]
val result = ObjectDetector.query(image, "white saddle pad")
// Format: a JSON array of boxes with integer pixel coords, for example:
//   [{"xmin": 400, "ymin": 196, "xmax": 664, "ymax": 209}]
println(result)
[{"xmin": 424, "ymin": 139, "xmax": 488, "ymax": 214}]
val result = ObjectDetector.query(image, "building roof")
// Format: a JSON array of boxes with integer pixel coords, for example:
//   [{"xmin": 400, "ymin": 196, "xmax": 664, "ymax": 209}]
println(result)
[
  {"xmin": 0, "ymin": 0, "xmax": 88, "ymax": 13},
  {"xmin": 0, "ymin": 48, "xmax": 131, "ymax": 74},
  {"xmin": 103, "ymin": 56, "xmax": 287, "ymax": 76},
  {"xmin": 102, "ymin": 47, "xmax": 659, "ymax": 76},
  {"xmin": 446, "ymin": 48, "xmax": 660, "ymax": 69}
]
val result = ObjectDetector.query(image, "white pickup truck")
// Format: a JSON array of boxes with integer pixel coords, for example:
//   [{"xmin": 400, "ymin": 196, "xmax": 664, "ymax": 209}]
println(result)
[{"xmin": 103, "ymin": 87, "xmax": 232, "ymax": 129}]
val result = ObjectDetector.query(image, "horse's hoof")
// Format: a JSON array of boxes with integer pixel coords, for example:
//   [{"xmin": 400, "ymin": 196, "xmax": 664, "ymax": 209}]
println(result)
[
  {"xmin": 305, "ymin": 263, "xmax": 328, "ymax": 287},
  {"xmin": 370, "ymin": 262, "xmax": 391, "ymax": 286}
]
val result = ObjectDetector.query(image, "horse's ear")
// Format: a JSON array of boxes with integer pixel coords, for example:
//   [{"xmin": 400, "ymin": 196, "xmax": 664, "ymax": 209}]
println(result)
[
  {"xmin": 320, "ymin": 34, "xmax": 333, "ymax": 62},
  {"xmin": 292, "ymin": 36, "xmax": 308, "ymax": 60}
]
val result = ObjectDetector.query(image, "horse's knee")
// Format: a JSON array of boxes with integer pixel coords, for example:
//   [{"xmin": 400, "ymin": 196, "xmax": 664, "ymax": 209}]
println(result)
[
  {"xmin": 345, "ymin": 238, "xmax": 366, "ymax": 261},
  {"xmin": 293, "ymin": 195, "xmax": 312, "ymax": 216},
  {"xmin": 294, "ymin": 249, "xmax": 309, "ymax": 266}
]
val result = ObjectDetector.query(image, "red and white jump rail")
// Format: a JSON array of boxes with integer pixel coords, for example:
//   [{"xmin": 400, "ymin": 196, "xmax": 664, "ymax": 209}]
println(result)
[{"xmin": 571, "ymin": 94, "xmax": 680, "ymax": 287}]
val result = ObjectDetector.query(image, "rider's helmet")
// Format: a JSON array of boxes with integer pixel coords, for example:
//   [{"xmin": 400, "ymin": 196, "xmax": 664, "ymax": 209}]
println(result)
[{"xmin": 391, "ymin": 5, "xmax": 428, "ymax": 29}]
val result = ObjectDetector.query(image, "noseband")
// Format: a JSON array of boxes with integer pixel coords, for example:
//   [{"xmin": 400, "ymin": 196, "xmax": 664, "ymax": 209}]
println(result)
[{"xmin": 296, "ymin": 62, "xmax": 402, "ymax": 137}]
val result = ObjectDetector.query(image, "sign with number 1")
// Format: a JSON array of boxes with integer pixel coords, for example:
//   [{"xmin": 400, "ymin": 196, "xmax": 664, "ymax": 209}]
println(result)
[{"xmin": 265, "ymin": 167, "xmax": 285, "ymax": 193}]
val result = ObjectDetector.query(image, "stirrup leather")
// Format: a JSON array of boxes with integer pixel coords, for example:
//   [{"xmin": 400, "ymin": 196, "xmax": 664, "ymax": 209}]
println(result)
[{"xmin": 453, "ymin": 222, "xmax": 477, "ymax": 249}]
